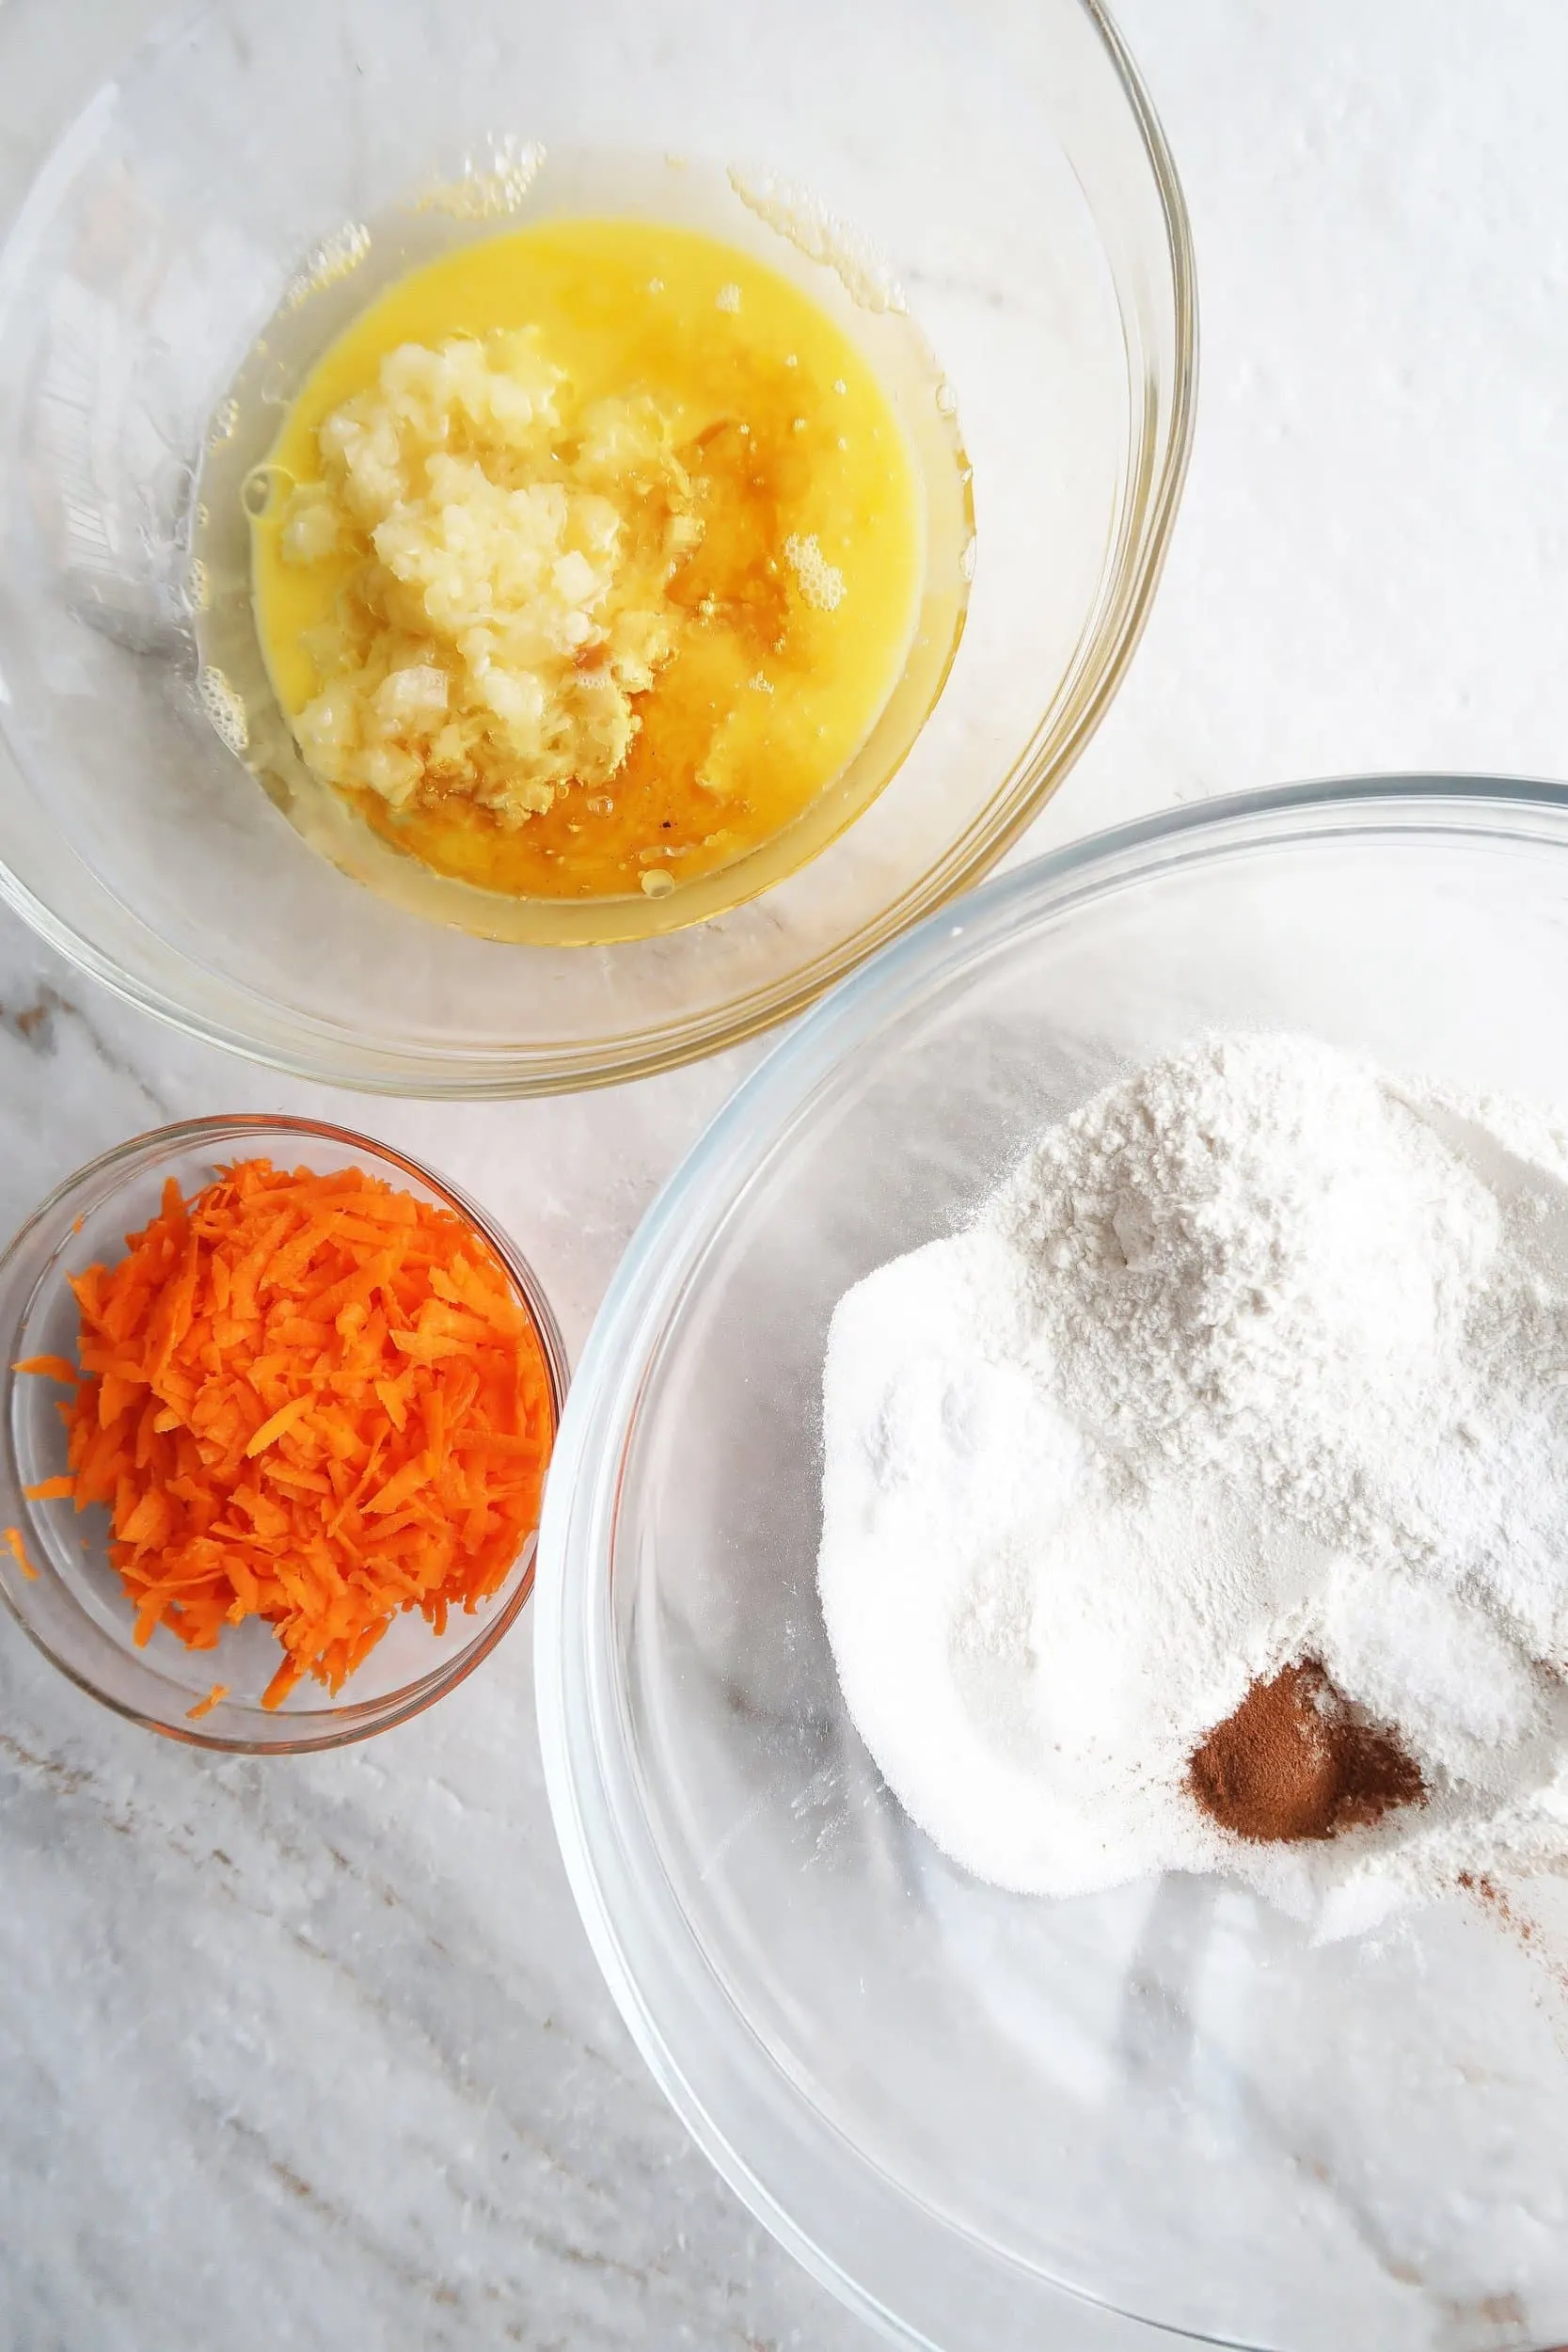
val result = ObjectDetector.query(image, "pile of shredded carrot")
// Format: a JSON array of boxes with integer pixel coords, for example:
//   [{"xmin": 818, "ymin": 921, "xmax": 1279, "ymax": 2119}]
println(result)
[{"xmin": 16, "ymin": 1158, "xmax": 554, "ymax": 1708}]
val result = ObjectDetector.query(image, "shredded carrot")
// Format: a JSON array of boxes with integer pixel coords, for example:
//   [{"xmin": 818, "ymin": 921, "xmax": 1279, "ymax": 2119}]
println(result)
[
  {"xmin": 1, "ymin": 1525, "xmax": 39, "ymax": 1581},
  {"xmin": 16, "ymin": 1158, "xmax": 554, "ymax": 1706},
  {"xmin": 24, "ymin": 1475, "xmax": 75, "ymax": 1502},
  {"xmin": 186, "ymin": 1682, "xmax": 229, "ymax": 1720},
  {"xmin": 13, "ymin": 1355, "xmax": 81, "ymax": 1385}
]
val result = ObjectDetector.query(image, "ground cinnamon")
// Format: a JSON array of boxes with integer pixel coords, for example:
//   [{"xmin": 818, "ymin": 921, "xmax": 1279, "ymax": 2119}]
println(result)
[{"xmin": 1188, "ymin": 1659, "xmax": 1425, "ymax": 1843}]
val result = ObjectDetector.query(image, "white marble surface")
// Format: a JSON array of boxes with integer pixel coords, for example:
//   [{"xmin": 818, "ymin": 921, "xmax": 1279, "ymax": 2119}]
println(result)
[{"xmin": 8, "ymin": 4, "xmax": 1568, "ymax": 2346}]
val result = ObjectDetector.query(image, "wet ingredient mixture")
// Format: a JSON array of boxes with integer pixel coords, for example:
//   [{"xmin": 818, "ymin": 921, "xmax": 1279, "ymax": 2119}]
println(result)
[
  {"xmin": 819, "ymin": 1035, "xmax": 1568, "ymax": 1940},
  {"xmin": 250, "ymin": 219, "xmax": 925, "ymax": 902}
]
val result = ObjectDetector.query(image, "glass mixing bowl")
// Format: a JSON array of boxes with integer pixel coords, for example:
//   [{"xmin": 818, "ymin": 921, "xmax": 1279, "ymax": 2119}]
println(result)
[
  {"xmin": 0, "ymin": 1117, "xmax": 568, "ymax": 1752},
  {"xmin": 0, "ymin": 0, "xmax": 1193, "ymax": 1094},
  {"xmin": 538, "ymin": 779, "xmax": 1568, "ymax": 2352}
]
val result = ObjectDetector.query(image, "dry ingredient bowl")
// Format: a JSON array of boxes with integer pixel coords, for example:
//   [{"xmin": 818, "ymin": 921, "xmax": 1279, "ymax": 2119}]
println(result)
[
  {"xmin": 0, "ymin": 1116, "xmax": 568, "ymax": 1753},
  {"xmin": 0, "ymin": 0, "xmax": 1193, "ymax": 1095},
  {"xmin": 538, "ymin": 780, "xmax": 1568, "ymax": 2352}
]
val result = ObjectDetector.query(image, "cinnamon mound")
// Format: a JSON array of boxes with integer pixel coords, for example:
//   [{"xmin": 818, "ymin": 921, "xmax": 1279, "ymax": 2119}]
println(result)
[{"xmin": 1189, "ymin": 1660, "xmax": 1425, "ymax": 1844}]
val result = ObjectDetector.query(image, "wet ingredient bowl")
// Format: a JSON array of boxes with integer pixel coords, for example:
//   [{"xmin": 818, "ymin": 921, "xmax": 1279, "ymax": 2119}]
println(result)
[
  {"xmin": 0, "ymin": 0, "xmax": 1193, "ymax": 1094},
  {"xmin": 538, "ymin": 780, "xmax": 1568, "ymax": 2351},
  {"xmin": 0, "ymin": 1117, "xmax": 567, "ymax": 1751}
]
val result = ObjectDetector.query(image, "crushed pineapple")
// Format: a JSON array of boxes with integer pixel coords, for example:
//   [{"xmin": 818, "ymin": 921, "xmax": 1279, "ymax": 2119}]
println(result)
[{"xmin": 280, "ymin": 329, "xmax": 702, "ymax": 826}]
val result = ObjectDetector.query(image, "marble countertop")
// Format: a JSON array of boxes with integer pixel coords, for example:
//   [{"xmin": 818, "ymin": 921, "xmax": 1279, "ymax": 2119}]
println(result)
[{"xmin": 9, "ymin": 3, "xmax": 1568, "ymax": 2345}]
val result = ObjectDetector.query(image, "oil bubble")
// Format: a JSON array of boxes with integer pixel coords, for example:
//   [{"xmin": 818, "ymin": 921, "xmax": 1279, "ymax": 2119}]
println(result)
[
  {"xmin": 260, "ymin": 358, "xmax": 296, "ymax": 406},
  {"xmin": 242, "ymin": 464, "xmax": 293, "ymax": 518},
  {"xmin": 198, "ymin": 666, "xmax": 248, "ymax": 756}
]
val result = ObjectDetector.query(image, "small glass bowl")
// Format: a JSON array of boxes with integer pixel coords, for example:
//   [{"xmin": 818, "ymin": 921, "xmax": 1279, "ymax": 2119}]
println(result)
[{"xmin": 0, "ymin": 1117, "xmax": 568, "ymax": 1752}]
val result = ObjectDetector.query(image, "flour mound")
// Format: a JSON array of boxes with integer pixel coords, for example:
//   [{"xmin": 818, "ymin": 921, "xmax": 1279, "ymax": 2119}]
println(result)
[
  {"xmin": 990, "ymin": 1035, "xmax": 1497, "ymax": 1505},
  {"xmin": 817, "ymin": 1034, "xmax": 1568, "ymax": 1937}
]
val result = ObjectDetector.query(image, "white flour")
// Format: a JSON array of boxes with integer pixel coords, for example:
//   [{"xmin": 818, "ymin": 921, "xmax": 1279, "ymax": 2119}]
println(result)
[{"xmin": 817, "ymin": 1035, "xmax": 1568, "ymax": 1937}]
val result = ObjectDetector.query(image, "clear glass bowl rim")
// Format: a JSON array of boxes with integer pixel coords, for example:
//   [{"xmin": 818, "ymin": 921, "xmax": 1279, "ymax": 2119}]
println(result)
[
  {"xmin": 0, "ymin": 0, "xmax": 1197, "ymax": 1100},
  {"xmin": 535, "ymin": 773, "xmax": 1568, "ymax": 2352},
  {"xmin": 0, "ymin": 1112, "xmax": 570, "ymax": 1754}
]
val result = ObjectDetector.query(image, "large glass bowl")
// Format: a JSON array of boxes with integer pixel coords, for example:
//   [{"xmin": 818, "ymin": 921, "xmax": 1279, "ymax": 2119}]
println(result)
[
  {"xmin": 538, "ymin": 779, "xmax": 1568, "ymax": 2352},
  {"xmin": 0, "ymin": 0, "xmax": 1194, "ymax": 1095}
]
